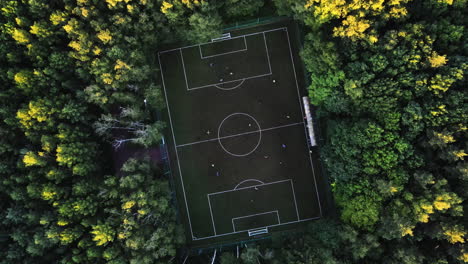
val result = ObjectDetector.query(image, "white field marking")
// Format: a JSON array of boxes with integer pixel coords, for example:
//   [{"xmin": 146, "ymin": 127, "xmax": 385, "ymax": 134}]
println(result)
[
  {"xmin": 214, "ymin": 79, "xmax": 245, "ymax": 90},
  {"xmin": 187, "ymin": 73, "xmax": 271, "ymax": 91},
  {"xmin": 179, "ymin": 30, "xmax": 273, "ymax": 91},
  {"xmin": 217, "ymin": 113, "xmax": 261, "ymax": 157},
  {"xmin": 176, "ymin": 122, "xmax": 303, "ymax": 148},
  {"xmin": 157, "ymin": 53, "xmax": 195, "ymax": 239},
  {"xmin": 199, "ymin": 36, "xmax": 248, "ymax": 59},
  {"xmin": 232, "ymin": 211, "xmax": 279, "ymax": 232},
  {"xmin": 262, "ymin": 33, "xmax": 272, "ymax": 74},
  {"xmin": 192, "ymin": 216, "xmax": 321, "ymax": 241},
  {"xmin": 284, "ymin": 28, "xmax": 323, "ymax": 217},
  {"xmin": 158, "ymin": 28, "xmax": 323, "ymax": 241},
  {"xmin": 290, "ymin": 181, "xmax": 300, "ymax": 220},
  {"xmin": 207, "ymin": 194, "xmax": 217, "ymax": 235},
  {"xmin": 234, "ymin": 179, "xmax": 265, "ymax": 190},
  {"xmin": 159, "ymin": 27, "xmax": 287, "ymax": 54},
  {"xmin": 179, "ymin": 49, "xmax": 190, "ymax": 94},
  {"xmin": 208, "ymin": 178, "xmax": 291, "ymax": 196}
]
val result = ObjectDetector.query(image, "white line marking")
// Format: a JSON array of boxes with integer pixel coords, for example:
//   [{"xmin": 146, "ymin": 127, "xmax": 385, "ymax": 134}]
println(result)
[
  {"xmin": 234, "ymin": 179, "xmax": 265, "ymax": 190},
  {"xmin": 159, "ymin": 27, "xmax": 287, "ymax": 54},
  {"xmin": 284, "ymin": 28, "xmax": 323, "ymax": 217},
  {"xmin": 176, "ymin": 122, "xmax": 303, "ymax": 148},
  {"xmin": 199, "ymin": 36, "xmax": 248, "ymax": 59},
  {"xmin": 218, "ymin": 113, "xmax": 261, "ymax": 157},
  {"xmin": 208, "ymin": 179, "xmax": 291, "ymax": 196},
  {"xmin": 179, "ymin": 49, "xmax": 190, "ymax": 93},
  {"xmin": 263, "ymin": 33, "xmax": 272, "ymax": 74},
  {"xmin": 192, "ymin": 217, "xmax": 321, "ymax": 241},
  {"xmin": 290, "ymin": 181, "xmax": 300, "ymax": 220},
  {"xmin": 232, "ymin": 211, "xmax": 279, "ymax": 222},
  {"xmin": 157, "ymin": 53, "xmax": 195, "ymax": 239},
  {"xmin": 198, "ymin": 44, "xmax": 203, "ymax": 60},
  {"xmin": 187, "ymin": 73, "xmax": 272, "ymax": 91},
  {"xmin": 207, "ymin": 195, "xmax": 217, "ymax": 235},
  {"xmin": 232, "ymin": 211, "xmax": 279, "ymax": 232},
  {"xmin": 214, "ymin": 79, "xmax": 245, "ymax": 90},
  {"xmin": 158, "ymin": 27, "xmax": 324, "ymax": 241},
  {"xmin": 177, "ymin": 30, "xmax": 273, "ymax": 91}
]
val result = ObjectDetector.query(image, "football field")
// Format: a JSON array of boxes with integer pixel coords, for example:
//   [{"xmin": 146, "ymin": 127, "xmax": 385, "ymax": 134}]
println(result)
[{"xmin": 158, "ymin": 20, "xmax": 326, "ymax": 247}]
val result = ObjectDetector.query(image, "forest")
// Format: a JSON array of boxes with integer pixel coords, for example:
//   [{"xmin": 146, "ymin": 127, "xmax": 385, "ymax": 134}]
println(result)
[{"xmin": 0, "ymin": 0, "xmax": 466, "ymax": 263}]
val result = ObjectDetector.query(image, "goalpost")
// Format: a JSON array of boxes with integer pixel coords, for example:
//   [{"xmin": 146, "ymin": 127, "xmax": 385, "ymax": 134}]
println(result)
[
  {"xmin": 248, "ymin": 227, "xmax": 269, "ymax": 236},
  {"xmin": 211, "ymin": 33, "xmax": 231, "ymax": 42},
  {"xmin": 302, "ymin": 96, "xmax": 317, "ymax": 147}
]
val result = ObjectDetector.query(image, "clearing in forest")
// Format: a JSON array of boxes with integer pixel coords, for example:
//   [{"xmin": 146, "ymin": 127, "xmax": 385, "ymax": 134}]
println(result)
[{"xmin": 158, "ymin": 20, "xmax": 326, "ymax": 247}]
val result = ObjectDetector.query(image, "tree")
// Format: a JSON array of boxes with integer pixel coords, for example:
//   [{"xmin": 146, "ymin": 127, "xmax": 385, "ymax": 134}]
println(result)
[
  {"xmin": 223, "ymin": 0, "xmax": 264, "ymax": 18},
  {"xmin": 302, "ymin": 0, "xmax": 412, "ymax": 42},
  {"xmin": 186, "ymin": 13, "xmax": 223, "ymax": 42},
  {"xmin": 91, "ymin": 223, "xmax": 115, "ymax": 246},
  {"xmin": 220, "ymin": 252, "xmax": 241, "ymax": 264},
  {"xmin": 98, "ymin": 157, "xmax": 184, "ymax": 262},
  {"xmin": 301, "ymin": 32, "xmax": 345, "ymax": 108},
  {"xmin": 94, "ymin": 108, "xmax": 165, "ymax": 149}
]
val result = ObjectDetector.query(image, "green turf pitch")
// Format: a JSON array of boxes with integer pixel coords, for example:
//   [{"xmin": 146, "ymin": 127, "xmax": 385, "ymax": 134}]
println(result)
[{"xmin": 158, "ymin": 20, "xmax": 325, "ymax": 247}]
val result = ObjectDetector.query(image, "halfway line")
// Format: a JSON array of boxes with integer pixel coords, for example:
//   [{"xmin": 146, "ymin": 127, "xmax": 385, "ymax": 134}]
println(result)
[{"xmin": 176, "ymin": 122, "xmax": 304, "ymax": 148}]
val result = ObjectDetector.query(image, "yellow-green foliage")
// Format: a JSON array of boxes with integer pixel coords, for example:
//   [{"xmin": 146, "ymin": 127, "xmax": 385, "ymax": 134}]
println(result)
[
  {"xmin": 16, "ymin": 100, "xmax": 56, "ymax": 129},
  {"xmin": 443, "ymin": 225, "xmax": 466, "ymax": 244},
  {"xmin": 429, "ymin": 52, "xmax": 448, "ymax": 68},
  {"xmin": 11, "ymin": 28, "xmax": 31, "ymax": 44},
  {"xmin": 114, "ymin": 59, "xmax": 130, "ymax": 70},
  {"xmin": 29, "ymin": 21, "xmax": 52, "ymax": 38},
  {"xmin": 433, "ymin": 193, "xmax": 462, "ymax": 211},
  {"xmin": 62, "ymin": 19, "xmax": 79, "ymax": 34},
  {"xmin": 14, "ymin": 70, "xmax": 34, "ymax": 91},
  {"xmin": 41, "ymin": 185, "xmax": 58, "ymax": 201},
  {"xmin": 304, "ymin": 0, "xmax": 412, "ymax": 42},
  {"xmin": 59, "ymin": 229, "xmax": 80, "ymax": 245},
  {"xmin": 50, "ymin": 11, "xmax": 67, "ymax": 25},
  {"xmin": 414, "ymin": 200, "xmax": 434, "ymax": 223},
  {"xmin": 452, "ymin": 150, "xmax": 467, "ymax": 160},
  {"xmin": 122, "ymin": 200, "xmax": 136, "ymax": 210},
  {"xmin": 23, "ymin": 151, "xmax": 46, "ymax": 167},
  {"xmin": 181, "ymin": 0, "xmax": 201, "ymax": 9},
  {"xmin": 106, "ymin": 0, "xmax": 127, "ymax": 8},
  {"xmin": 161, "ymin": 1, "xmax": 174, "ymax": 13},
  {"xmin": 91, "ymin": 224, "xmax": 115, "ymax": 246},
  {"xmin": 97, "ymin": 29, "xmax": 112, "ymax": 44},
  {"xmin": 400, "ymin": 224, "xmax": 415, "ymax": 237}
]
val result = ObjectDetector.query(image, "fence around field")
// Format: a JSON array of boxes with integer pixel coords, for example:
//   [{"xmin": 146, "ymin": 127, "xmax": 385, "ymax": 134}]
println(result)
[{"xmin": 223, "ymin": 16, "xmax": 286, "ymax": 31}]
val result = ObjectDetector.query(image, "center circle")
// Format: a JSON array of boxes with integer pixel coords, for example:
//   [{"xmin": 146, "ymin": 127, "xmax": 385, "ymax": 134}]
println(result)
[{"xmin": 217, "ymin": 113, "xmax": 262, "ymax": 157}]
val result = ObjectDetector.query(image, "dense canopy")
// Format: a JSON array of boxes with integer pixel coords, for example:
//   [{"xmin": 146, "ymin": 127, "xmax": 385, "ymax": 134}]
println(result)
[{"xmin": 0, "ymin": 0, "xmax": 466, "ymax": 263}]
